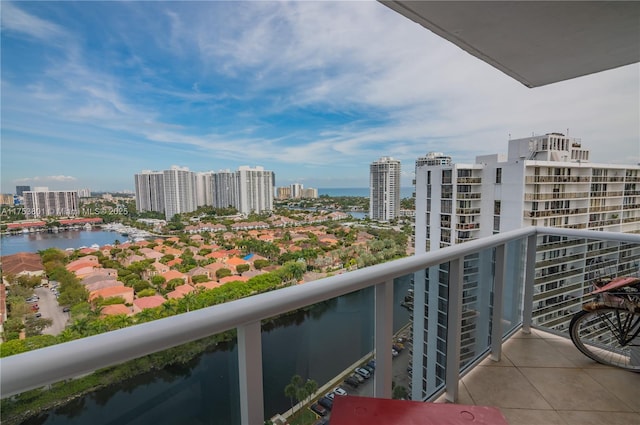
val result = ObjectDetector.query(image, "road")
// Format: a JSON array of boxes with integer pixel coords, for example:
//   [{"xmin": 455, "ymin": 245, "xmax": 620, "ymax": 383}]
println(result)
[{"xmin": 35, "ymin": 286, "xmax": 69, "ymax": 335}]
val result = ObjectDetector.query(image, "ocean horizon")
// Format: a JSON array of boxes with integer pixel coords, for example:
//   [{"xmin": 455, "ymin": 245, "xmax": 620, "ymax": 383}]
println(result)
[{"xmin": 318, "ymin": 187, "xmax": 414, "ymax": 198}]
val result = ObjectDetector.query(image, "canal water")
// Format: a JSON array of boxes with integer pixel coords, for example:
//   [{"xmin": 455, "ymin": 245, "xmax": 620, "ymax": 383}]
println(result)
[
  {"xmin": 1, "ymin": 229, "xmax": 126, "ymax": 256},
  {"xmin": 21, "ymin": 276, "xmax": 412, "ymax": 425}
]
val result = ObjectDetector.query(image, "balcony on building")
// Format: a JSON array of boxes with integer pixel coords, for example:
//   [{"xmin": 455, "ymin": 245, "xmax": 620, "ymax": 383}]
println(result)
[{"xmin": 2, "ymin": 227, "xmax": 640, "ymax": 425}]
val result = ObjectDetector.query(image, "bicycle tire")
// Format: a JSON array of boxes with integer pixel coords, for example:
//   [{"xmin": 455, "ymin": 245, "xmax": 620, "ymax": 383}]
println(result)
[{"xmin": 569, "ymin": 307, "xmax": 640, "ymax": 371}]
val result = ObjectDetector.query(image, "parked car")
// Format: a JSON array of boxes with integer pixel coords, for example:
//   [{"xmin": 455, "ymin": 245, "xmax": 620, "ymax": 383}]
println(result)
[
  {"xmin": 325, "ymin": 392, "xmax": 335, "ymax": 400},
  {"xmin": 355, "ymin": 367, "xmax": 371, "ymax": 379},
  {"xmin": 318, "ymin": 396, "xmax": 333, "ymax": 411},
  {"xmin": 392, "ymin": 348, "xmax": 399, "ymax": 357},
  {"xmin": 351, "ymin": 373, "xmax": 364, "ymax": 383},
  {"xmin": 367, "ymin": 360, "xmax": 376, "ymax": 370},
  {"xmin": 364, "ymin": 364, "xmax": 375, "ymax": 373},
  {"xmin": 393, "ymin": 343, "xmax": 404, "ymax": 352},
  {"xmin": 26, "ymin": 297, "xmax": 39, "ymax": 303},
  {"xmin": 33, "ymin": 312, "xmax": 42, "ymax": 318},
  {"xmin": 344, "ymin": 376, "xmax": 359, "ymax": 388},
  {"xmin": 310, "ymin": 403, "xmax": 327, "ymax": 417},
  {"xmin": 31, "ymin": 304, "xmax": 39, "ymax": 311},
  {"xmin": 333, "ymin": 386, "xmax": 348, "ymax": 397},
  {"xmin": 62, "ymin": 306, "xmax": 71, "ymax": 313}
]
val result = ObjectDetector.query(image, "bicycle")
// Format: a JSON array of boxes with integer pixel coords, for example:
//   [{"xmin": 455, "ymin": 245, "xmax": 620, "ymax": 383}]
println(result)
[{"xmin": 569, "ymin": 275, "xmax": 640, "ymax": 371}]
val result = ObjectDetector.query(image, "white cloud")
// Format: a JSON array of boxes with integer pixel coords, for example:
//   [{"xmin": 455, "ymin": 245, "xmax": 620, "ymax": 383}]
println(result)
[
  {"xmin": 1, "ymin": 2, "xmax": 69, "ymax": 42},
  {"xmin": 14, "ymin": 175, "xmax": 77, "ymax": 183}
]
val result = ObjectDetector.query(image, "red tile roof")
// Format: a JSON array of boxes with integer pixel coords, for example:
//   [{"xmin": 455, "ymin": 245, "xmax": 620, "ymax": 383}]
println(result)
[
  {"xmin": 133, "ymin": 295, "xmax": 166, "ymax": 310},
  {"xmin": 0, "ymin": 252, "xmax": 44, "ymax": 274}
]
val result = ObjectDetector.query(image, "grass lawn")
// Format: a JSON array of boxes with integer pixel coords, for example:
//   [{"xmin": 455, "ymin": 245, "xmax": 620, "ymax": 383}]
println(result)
[{"xmin": 288, "ymin": 408, "xmax": 320, "ymax": 425}]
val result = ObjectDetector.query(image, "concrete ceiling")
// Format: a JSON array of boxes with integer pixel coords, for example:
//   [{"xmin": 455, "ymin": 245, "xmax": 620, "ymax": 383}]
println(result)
[{"xmin": 380, "ymin": 1, "xmax": 640, "ymax": 88}]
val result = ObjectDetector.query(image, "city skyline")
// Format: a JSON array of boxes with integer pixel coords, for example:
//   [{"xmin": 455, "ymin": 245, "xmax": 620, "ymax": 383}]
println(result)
[{"xmin": 2, "ymin": 1, "xmax": 638, "ymax": 193}]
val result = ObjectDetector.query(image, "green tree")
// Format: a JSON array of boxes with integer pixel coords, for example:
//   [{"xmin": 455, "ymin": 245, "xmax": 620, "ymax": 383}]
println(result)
[
  {"xmin": 24, "ymin": 316, "xmax": 53, "ymax": 337},
  {"xmin": 191, "ymin": 274, "xmax": 210, "ymax": 284},
  {"xmin": 253, "ymin": 259, "xmax": 270, "ymax": 270},
  {"xmin": 137, "ymin": 288, "xmax": 156, "ymax": 298},
  {"xmin": 392, "ymin": 385, "xmax": 408, "ymax": 400},
  {"xmin": 284, "ymin": 375, "xmax": 304, "ymax": 415},
  {"xmin": 216, "ymin": 268, "xmax": 232, "ymax": 279},
  {"xmin": 166, "ymin": 278, "xmax": 185, "ymax": 291},
  {"xmin": 236, "ymin": 264, "xmax": 250, "ymax": 274}
]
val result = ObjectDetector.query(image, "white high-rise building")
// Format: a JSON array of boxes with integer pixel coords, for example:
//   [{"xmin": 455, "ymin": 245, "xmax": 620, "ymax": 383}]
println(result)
[
  {"xmin": 212, "ymin": 170, "xmax": 238, "ymax": 209},
  {"xmin": 410, "ymin": 133, "xmax": 640, "ymax": 400},
  {"xmin": 163, "ymin": 167, "xmax": 197, "ymax": 219},
  {"xmin": 23, "ymin": 190, "xmax": 79, "ymax": 218},
  {"xmin": 236, "ymin": 166, "xmax": 274, "ymax": 215},
  {"xmin": 291, "ymin": 183, "xmax": 303, "ymax": 199},
  {"xmin": 370, "ymin": 157, "xmax": 401, "ymax": 221},
  {"xmin": 134, "ymin": 171, "xmax": 165, "ymax": 214},
  {"xmin": 195, "ymin": 172, "xmax": 214, "ymax": 207}
]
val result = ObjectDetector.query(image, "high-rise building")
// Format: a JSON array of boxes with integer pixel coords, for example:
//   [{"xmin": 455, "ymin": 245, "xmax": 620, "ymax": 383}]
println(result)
[
  {"xmin": 291, "ymin": 183, "xmax": 303, "ymax": 199},
  {"xmin": 301, "ymin": 188, "xmax": 318, "ymax": 199},
  {"xmin": 15, "ymin": 186, "xmax": 30, "ymax": 196},
  {"xmin": 369, "ymin": 157, "xmax": 401, "ymax": 221},
  {"xmin": 212, "ymin": 170, "xmax": 238, "ymax": 209},
  {"xmin": 195, "ymin": 172, "xmax": 214, "ymax": 207},
  {"xmin": 78, "ymin": 188, "xmax": 91, "ymax": 198},
  {"xmin": 276, "ymin": 187, "xmax": 292, "ymax": 200},
  {"xmin": 162, "ymin": 167, "xmax": 197, "ymax": 219},
  {"xmin": 411, "ymin": 133, "xmax": 640, "ymax": 400},
  {"xmin": 23, "ymin": 190, "xmax": 79, "ymax": 218},
  {"xmin": 236, "ymin": 166, "xmax": 274, "ymax": 215},
  {"xmin": 134, "ymin": 171, "xmax": 165, "ymax": 214}
]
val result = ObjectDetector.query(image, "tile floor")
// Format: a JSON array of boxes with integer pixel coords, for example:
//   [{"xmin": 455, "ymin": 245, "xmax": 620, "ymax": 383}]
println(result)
[{"xmin": 439, "ymin": 328, "xmax": 640, "ymax": 425}]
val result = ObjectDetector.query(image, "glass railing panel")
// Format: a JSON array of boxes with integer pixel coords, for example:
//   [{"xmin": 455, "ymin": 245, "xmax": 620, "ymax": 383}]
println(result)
[
  {"xmin": 502, "ymin": 238, "xmax": 527, "ymax": 337},
  {"xmin": 532, "ymin": 234, "xmax": 640, "ymax": 335},
  {"xmin": 459, "ymin": 247, "xmax": 495, "ymax": 371},
  {"xmin": 261, "ymin": 273, "xmax": 413, "ymax": 423},
  {"xmin": 260, "ymin": 285, "xmax": 375, "ymax": 424},
  {"xmin": 411, "ymin": 263, "xmax": 449, "ymax": 402},
  {"xmin": 2, "ymin": 332, "xmax": 241, "ymax": 425}
]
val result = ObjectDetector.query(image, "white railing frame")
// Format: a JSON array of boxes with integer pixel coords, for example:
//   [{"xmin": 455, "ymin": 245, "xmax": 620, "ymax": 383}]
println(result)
[{"xmin": 2, "ymin": 227, "xmax": 639, "ymax": 424}]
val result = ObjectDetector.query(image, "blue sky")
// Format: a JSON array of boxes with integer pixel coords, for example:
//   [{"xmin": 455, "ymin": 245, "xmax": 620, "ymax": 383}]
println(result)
[{"xmin": 2, "ymin": 1, "xmax": 638, "ymax": 193}]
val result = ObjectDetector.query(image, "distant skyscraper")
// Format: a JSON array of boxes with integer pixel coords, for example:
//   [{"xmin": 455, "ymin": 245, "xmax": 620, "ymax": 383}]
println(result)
[
  {"xmin": 23, "ymin": 190, "xmax": 79, "ymax": 218},
  {"xmin": 162, "ymin": 167, "xmax": 197, "ymax": 219},
  {"xmin": 134, "ymin": 171, "xmax": 165, "ymax": 214},
  {"xmin": 301, "ymin": 188, "xmax": 318, "ymax": 199},
  {"xmin": 369, "ymin": 156, "xmax": 401, "ymax": 221},
  {"xmin": 236, "ymin": 166, "xmax": 274, "ymax": 215},
  {"xmin": 291, "ymin": 183, "xmax": 303, "ymax": 199},
  {"xmin": 78, "ymin": 188, "xmax": 91, "ymax": 198},
  {"xmin": 15, "ymin": 186, "xmax": 30, "ymax": 196},
  {"xmin": 212, "ymin": 170, "xmax": 238, "ymax": 209},
  {"xmin": 195, "ymin": 172, "xmax": 214, "ymax": 207},
  {"xmin": 277, "ymin": 187, "xmax": 292, "ymax": 200}
]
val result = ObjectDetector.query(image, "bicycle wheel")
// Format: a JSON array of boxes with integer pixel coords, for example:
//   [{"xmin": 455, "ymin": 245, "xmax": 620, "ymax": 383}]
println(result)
[{"xmin": 569, "ymin": 307, "xmax": 640, "ymax": 371}]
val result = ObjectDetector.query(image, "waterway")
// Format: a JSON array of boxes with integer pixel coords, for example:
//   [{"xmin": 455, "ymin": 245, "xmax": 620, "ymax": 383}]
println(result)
[
  {"xmin": 21, "ymin": 276, "xmax": 412, "ymax": 425},
  {"xmin": 1, "ymin": 229, "xmax": 126, "ymax": 256}
]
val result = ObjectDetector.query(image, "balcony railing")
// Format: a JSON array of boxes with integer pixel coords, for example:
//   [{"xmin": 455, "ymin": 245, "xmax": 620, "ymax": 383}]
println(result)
[{"xmin": 2, "ymin": 228, "xmax": 639, "ymax": 425}]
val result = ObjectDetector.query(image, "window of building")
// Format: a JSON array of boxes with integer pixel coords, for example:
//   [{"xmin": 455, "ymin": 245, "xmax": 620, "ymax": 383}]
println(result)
[
  {"xmin": 495, "ymin": 168, "xmax": 502, "ymax": 184},
  {"xmin": 442, "ymin": 169, "xmax": 452, "ymax": 184},
  {"xmin": 494, "ymin": 200, "xmax": 501, "ymax": 215}
]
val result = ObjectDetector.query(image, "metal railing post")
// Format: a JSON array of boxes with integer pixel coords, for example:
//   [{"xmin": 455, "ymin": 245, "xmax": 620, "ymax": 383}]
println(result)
[
  {"xmin": 522, "ymin": 234, "xmax": 538, "ymax": 333},
  {"xmin": 445, "ymin": 257, "xmax": 463, "ymax": 402},
  {"xmin": 491, "ymin": 244, "xmax": 506, "ymax": 361},
  {"xmin": 374, "ymin": 279, "xmax": 394, "ymax": 398},
  {"xmin": 238, "ymin": 321, "xmax": 264, "ymax": 425}
]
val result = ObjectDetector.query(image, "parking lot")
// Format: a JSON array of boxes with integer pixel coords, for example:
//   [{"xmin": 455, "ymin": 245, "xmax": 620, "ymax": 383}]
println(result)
[{"xmin": 35, "ymin": 286, "xmax": 69, "ymax": 335}]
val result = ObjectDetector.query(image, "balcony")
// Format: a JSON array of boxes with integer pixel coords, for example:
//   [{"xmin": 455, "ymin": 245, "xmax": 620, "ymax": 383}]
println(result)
[{"xmin": 2, "ymin": 227, "xmax": 640, "ymax": 425}]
